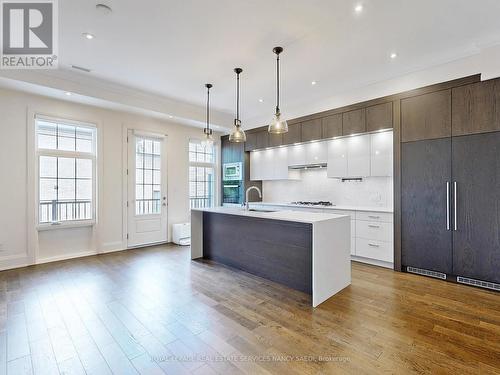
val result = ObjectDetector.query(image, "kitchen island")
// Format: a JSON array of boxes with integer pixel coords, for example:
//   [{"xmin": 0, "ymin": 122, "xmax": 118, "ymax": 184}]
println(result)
[{"xmin": 191, "ymin": 207, "xmax": 351, "ymax": 307}]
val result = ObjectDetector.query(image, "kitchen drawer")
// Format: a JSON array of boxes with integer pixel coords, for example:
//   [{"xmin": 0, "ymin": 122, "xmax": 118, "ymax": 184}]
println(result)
[
  {"xmin": 356, "ymin": 220, "xmax": 393, "ymax": 242},
  {"xmin": 328, "ymin": 209, "xmax": 355, "ymax": 219},
  {"xmin": 355, "ymin": 238, "xmax": 393, "ymax": 263},
  {"xmin": 356, "ymin": 211, "xmax": 393, "ymax": 223}
]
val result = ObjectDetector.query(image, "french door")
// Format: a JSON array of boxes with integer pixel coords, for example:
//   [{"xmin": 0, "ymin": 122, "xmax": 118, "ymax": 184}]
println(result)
[{"xmin": 127, "ymin": 130, "xmax": 168, "ymax": 247}]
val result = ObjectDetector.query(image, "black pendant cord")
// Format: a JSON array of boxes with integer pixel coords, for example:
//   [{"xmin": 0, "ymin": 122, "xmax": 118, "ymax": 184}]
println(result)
[
  {"xmin": 206, "ymin": 86, "xmax": 209, "ymax": 131},
  {"xmin": 234, "ymin": 68, "xmax": 242, "ymax": 123},
  {"xmin": 273, "ymin": 47, "xmax": 283, "ymax": 116},
  {"xmin": 205, "ymin": 83, "xmax": 212, "ymax": 132},
  {"xmin": 276, "ymin": 53, "xmax": 280, "ymax": 115},
  {"xmin": 236, "ymin": 72, "xmax": 240, "ymax": 122}
]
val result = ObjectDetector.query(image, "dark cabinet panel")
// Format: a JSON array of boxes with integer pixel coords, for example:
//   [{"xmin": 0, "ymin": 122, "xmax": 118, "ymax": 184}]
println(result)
[
  {"xmin": 452, "ymin": 132, "xmax": 500, "ymax": 283},
  {"xmin": 366, "ymin": 102, "xmax": 393, "ymax": 132},
  {"xmin": 342, "ymin": 109, "xmax": 366, "ymax": 135},
  {"xmin": 321, "ymin": 114, "xmax": 342, "ymax": 139},
  {"xmin": 401, "ymin": 138, "xmax": 452, "ymax": 274},
  {"xmin": 283, "ymin": 122, "xmax": 302, "ymax": 145},
  {"xmin": 401, "ymin": 90, "xmax": 451, "ymax": 142},
  {"xmin": 244, "ymin": 132, "xmax": 257, "ymax": 151},
  {"xmin": 269, "ymin": 133, "xmax": 283, "ymax": 147},
  {"xmin": 452, "ymin": 79, "xmax": 500, "ymax": 137},
  {"xmin": 255, "ymin": 130, "xmax": 269, "ymax": 149},
  {"xmin": 301, "ymin": 119, "xmax": 322, "ymax": 142},
  {"xmin": 221, "ymin": 135, "xmax": 244, "ymax": 163}
]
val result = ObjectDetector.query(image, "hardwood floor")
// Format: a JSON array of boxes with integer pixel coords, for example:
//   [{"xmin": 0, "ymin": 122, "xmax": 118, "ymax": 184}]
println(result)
[{"xmin": 0, "ymin": 244, "xmax": 499, "ymax": 375}]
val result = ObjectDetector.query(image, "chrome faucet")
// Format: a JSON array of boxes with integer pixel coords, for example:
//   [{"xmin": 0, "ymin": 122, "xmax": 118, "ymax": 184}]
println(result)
[{"xmin": 244, "ymin": 186, "xmax": 262, "ymax": 210}]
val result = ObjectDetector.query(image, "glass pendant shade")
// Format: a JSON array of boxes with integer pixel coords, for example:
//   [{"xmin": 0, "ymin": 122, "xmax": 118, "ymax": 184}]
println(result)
[
  {"xmin": 268, "ymin": 112, "xmax": 288, "ymax": 134},
  {"xmin": 229, "ymin": 119, "xmax": 246, "ymax": 143},
  {"xmin": 201, "ymin": 130, "xmax": 214, "ymax": 148}
]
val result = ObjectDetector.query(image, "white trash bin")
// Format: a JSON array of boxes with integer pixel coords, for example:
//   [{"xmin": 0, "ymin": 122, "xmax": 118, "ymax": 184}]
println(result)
[{"xmin": 172, "ymin": 223, "xmax": 191, "ymax": 246}]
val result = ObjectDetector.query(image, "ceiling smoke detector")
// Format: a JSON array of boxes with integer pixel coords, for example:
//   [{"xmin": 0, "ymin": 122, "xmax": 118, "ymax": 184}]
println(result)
[{"xmin": 96, "ymin": 3, "xmax": 112, "ymax": 14}]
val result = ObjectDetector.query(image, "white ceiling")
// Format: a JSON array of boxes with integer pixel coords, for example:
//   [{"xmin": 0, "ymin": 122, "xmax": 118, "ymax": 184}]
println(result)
[{"xmin": 3, "ymin": 0, "xmax": 500, "ymax": 129}]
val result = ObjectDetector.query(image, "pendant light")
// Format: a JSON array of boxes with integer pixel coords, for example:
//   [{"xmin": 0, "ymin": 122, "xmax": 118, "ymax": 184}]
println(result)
[
  {"xmin": 229, "ymin": 68, "xmax": 246, "ymax": 143},
  {"xmin": 201, "ymin": 83, "xmax": 214, "ymax": 148},
  {"xmin": 268, "ymin": 46, "xmax": 288, "ymax": 134}
]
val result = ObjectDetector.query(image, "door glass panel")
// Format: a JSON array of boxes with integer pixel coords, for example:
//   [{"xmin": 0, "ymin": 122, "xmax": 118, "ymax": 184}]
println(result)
[{"xmin": 135, "ymin": 136, "xmax": 161, "ymax": 215}]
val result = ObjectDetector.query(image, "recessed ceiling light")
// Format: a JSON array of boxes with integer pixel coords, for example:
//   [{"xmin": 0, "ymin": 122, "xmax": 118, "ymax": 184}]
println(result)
[
  {"xmin": 311, "ymin": 81, "xmax": 317, "ymax": 86},
  {"xmin": 354, "ymin": 4, "xmax": 363, "ymax": 13},
  {"xmin": 390, "ymin": 52, "xmax": 398, "ymax": 59},
  {"xmin": 82, "ymin": 33, "xmax": 95, "ymax": 40},
  {"xmin": 258, "ymin": 98, "xmax": 264, "ymax": 103},
  {"xmin": 65, "ymin": 92, "xmax": 72, "ymax": 96}
]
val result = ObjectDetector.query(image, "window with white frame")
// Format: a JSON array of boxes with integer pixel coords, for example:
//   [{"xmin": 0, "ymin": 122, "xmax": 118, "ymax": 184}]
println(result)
[
  {"xmin": 36, "ymin": 116, "xmax": 97, "ymax": 225},
  {"xmin": 135, "ymin": 136, "xmax": 162, "ymax": 215},
  {"xmin": 189, "ymin": 140, "xmax": 216, "ymax": 208}
]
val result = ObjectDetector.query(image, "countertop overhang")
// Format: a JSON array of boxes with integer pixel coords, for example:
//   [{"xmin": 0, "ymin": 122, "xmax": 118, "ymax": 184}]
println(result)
[{"xmin": 191, "ymin": 206, "xmax": 349, "ymax": 224}]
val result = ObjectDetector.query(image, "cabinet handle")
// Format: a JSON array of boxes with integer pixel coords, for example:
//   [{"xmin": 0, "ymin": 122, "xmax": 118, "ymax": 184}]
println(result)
[
  {"xmin": 368, "ymin": 215, "xmax": 380, "ymax": 219},
  {"xmin": 368, "ymin": 224, "xmax": 380, "ymax": 228},
  {"xmin": 446, "ymin": 182, "xmax": 450, "ymax": 231},
  {"xmin": 454, "ymin": 181, "xmax": 457, "ymax": 231},
  {"xmin": 368, "ymin": 243, "xmax": 379, "ymax": 248}
]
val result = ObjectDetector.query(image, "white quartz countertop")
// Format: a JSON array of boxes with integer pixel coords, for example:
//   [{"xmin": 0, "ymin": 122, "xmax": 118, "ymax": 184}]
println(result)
[
  {"xmin": 191, "ymin": 206, "xmax": 349, "ymax": 224},
  {"xmin": 251, "ymin": 202, "xmax": 394, "ymax": 213}
]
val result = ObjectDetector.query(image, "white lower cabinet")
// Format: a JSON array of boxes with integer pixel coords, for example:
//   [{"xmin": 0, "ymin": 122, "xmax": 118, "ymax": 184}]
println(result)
[
  {"xmin": 355, "ymin": 238, "xmax": 393, "ymax": 263},
  {"xmin": 354, "ymin": 210, "xmax": 393, "ymax": 266},
  {"xmin": 247, "ymin": 204, "xmax": 393, "ymax": 266}
]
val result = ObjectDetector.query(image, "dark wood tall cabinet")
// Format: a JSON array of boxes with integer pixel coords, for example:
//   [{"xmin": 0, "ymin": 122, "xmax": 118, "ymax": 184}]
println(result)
[
  {"xmin": 452, "ymin": 132, "xmax": 500, "ymax": 283},
  {"xmin": 400, "ymin": 77, "xmax": 500, "ymax": 286},
  {"xmin": 401, "ymin": 138, "xmax": 453, "ymax": 274}
]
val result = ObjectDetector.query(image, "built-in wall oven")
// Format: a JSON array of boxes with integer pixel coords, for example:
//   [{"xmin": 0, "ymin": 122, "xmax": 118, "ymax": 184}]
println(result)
[{"xmin": 223, "ymin": 162, "xmax": 243, "ymax": 204}]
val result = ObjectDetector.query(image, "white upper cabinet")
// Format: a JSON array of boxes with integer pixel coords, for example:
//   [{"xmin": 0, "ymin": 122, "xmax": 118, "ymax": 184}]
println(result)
[
  {"xmin": 250, "ymin": 150, "xmax": 264, "ymax": 181},
  {"xmin": 287, "ymin": 144, "xmax": 306, "ymax": 166},
  {"xmin": 370, "ymin": 131, "xmax": 393, "ymax": 176},
  {"xmin": 251, "ymin": 147, "xmax": 295, "ymax": 181},
  {"xmin": 327, "ymin": 138, "xmax": 348, "ymax": 178},
  {"xmin": 346, "ymin": 134, "xmax": 371, "ymax": 177},
  {"xmin": 305, "ymin": 141, "xmax": 328, "ymax": 165},
  {"xmin": 273, "ymin": 146, "xmax": 290, "ymax": 180}
]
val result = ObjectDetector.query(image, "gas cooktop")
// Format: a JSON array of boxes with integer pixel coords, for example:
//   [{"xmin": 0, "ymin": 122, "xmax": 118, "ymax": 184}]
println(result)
[{"xmin": 290, "ymin": 201, "xmax": 335, "ymax": 207}]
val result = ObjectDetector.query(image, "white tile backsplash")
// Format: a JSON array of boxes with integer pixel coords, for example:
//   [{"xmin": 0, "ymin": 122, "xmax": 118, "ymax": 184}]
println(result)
[{"xmin": 262, "ymin": 169, "xmax": 393, "ymax": 208}]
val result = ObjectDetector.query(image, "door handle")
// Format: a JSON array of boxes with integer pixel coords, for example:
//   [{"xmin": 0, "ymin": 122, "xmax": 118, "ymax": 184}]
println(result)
[
  {"xmin": 453, "ymin": 181, "xmax": 457, "ymax": 231},
  {"xmin": 446, "ymin": 182, "xmax": 450, "ymax": 231}
]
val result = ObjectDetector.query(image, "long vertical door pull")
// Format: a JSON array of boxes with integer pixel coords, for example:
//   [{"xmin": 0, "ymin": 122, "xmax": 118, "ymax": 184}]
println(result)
[
  {"xmin": 453, "ymin": 181, "xmax": 457, "ymax": 231},
  {"xmin": 446, "ymin": 182, "xmax": 450, "ymax": 230}
]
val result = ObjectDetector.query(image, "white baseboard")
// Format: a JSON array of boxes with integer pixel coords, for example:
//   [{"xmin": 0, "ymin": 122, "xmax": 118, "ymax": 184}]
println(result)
[
  {"xmin": 351, "ymin": 255, "xmax": 394, "ymax": 269},
  {"xmin": 36, "ymin": 250, "xmax": 97, "ymax": 265},
  {"xmin": 0, "ymin": 254, "xmax": 31, "ymax": 271},
  {"xmin": 99, "ymin": 241, "xmax": 126, "ymax": 254}
]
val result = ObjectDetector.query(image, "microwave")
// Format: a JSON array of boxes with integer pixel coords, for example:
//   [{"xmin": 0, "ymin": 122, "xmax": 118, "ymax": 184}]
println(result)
[{"xmin": 223, "ymin": 162, "xmax": 243, "ymax": 181}]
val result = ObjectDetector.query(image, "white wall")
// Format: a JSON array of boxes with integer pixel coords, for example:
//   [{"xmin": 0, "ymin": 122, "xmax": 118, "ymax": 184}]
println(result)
[
  {"xmin": 263, "ymin": 170, "xmax": 393, "ymax": 209},
  {"xmin": 0, "ymin": 87, "xmax": 221, "ymax": 270}
]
